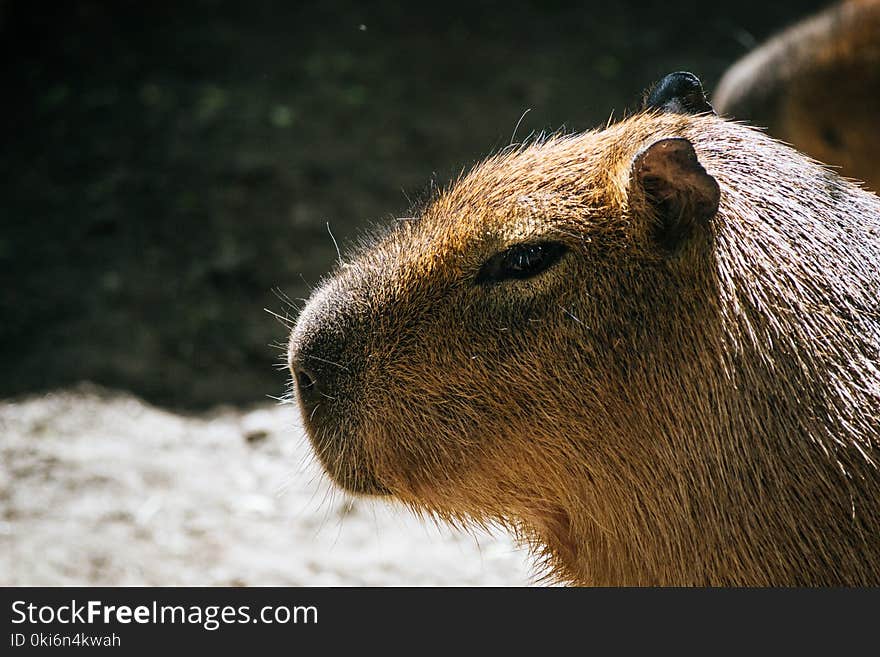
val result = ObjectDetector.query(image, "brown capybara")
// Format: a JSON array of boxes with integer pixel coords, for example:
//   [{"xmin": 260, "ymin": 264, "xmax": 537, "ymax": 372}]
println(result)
[
  {"xmin": 288, "ymin": 72, "xmax": 880, "ymax": 586},
  {"xmin": 714, "ymin": 0, "xmax": 880, "ymax": 191}
]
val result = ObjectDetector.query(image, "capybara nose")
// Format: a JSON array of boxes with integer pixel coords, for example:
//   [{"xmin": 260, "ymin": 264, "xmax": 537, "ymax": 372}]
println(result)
[
  {"xmin": 290, "ymin": 339, "xmax": 336, "ymax": 411},
  {"xmin": 289, "ymin": 327, "xmax": 349, "ymax": 420},
  {"xmin": 293, "ymin": 365, "xmax": 321, "ymax": 409}
]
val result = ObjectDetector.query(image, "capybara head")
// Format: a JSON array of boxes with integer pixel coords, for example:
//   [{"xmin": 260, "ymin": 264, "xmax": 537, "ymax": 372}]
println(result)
[{"xmin": 289, "ymin": 73, "xmax": 880, "ymax": 585}]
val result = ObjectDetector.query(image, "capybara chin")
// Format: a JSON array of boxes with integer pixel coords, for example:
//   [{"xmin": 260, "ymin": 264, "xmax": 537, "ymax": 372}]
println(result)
[
  {"xmin": 714, "ymin": 0, "xmax": 880, "ymax": 192},
  {"xmin": 288, "ymin": 72, "xmax": 880, "ymax": 586}
]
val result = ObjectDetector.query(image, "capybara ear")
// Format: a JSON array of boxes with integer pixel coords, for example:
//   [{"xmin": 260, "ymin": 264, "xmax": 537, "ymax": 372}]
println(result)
[
  {"xmin": 643, "ymin": 72, "xmax": 715, "ymax": 115},
  {"xmin": 630, "ymin": 137, "xmax": 720, "ymax": 252}
]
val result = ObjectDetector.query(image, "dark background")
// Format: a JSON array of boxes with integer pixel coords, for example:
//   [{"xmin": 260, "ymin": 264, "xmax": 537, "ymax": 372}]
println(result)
[{"xmin": 0, "ymin": 0, "xmax": 828, "ymax": 408}]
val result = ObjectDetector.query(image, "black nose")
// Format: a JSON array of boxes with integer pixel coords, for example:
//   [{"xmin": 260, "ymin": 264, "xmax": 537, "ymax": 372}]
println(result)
[
  {"xmin": 294, "ymin": 366, "xmax": 321, "ymax": 407},
  {"xmin": 290, "ymin": 330, "xmax": 350, "ymax": 418}
]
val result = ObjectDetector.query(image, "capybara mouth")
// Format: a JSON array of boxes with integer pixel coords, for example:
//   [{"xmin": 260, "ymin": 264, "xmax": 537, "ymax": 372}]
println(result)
[
  {"xmin": 303, "ymin": 419, "xmax": 391, "ymax": 496},
  {"xmin": 319, "ymin": 456, "xmax": 391, "ymax": 497},
  {"xmin": 295, "ymin": 397, "xmax": 391, "ymax": 496}
]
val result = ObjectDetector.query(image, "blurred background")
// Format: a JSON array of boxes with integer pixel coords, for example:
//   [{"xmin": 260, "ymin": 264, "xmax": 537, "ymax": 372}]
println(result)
[{"xmin": 0, "ymin": 0, "xmax": 829, "ymax": 409}]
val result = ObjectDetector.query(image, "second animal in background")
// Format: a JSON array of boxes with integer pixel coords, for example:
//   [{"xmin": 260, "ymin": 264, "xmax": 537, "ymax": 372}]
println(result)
[{"xmin": 714, "ymin": 0, "xmax": 880, "ymax": 191}]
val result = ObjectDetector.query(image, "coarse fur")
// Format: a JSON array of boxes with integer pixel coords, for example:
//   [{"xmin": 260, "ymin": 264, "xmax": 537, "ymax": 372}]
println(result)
[
  {"xmin": 714, "ymin": 0, "xmax": 880, "ymax": 192},
  {"xmin": 289, "ymin": 108, "xmax": 880, "ymax": 586}
]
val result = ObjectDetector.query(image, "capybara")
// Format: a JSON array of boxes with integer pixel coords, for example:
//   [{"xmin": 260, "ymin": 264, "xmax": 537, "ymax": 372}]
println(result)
[
  {"xmin": 714, "ymin": 0, "xmax": 880, "ymax": 191},
  {"xmin": 288, "ymin": 72, "xmax": 880, "ymax": 586}
]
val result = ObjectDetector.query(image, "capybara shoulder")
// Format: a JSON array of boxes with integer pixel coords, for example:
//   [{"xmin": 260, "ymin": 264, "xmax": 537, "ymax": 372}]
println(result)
[
  {"xmin": 714, "ymin": 0, "xmax": 880, "ymax": 191},
  {"xmin": 289, "ymin": 73, "xmax": 880, "ymax": 586}
]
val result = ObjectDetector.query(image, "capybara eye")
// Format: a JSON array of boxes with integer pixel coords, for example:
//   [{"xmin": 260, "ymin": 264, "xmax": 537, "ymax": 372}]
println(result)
[{"xmin": 476, "ymin": 242, "xmax": 568, "ymax": 284}]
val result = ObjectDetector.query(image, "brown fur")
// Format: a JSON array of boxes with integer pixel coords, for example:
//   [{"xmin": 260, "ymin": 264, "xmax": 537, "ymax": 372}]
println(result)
[
  {"xmin": 714, "ymin": 0, "xmax": 880, "ymax": 191},
  {"xmin": 289, "ymin": 110, "xmax": 880, "ymax": 586}
]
